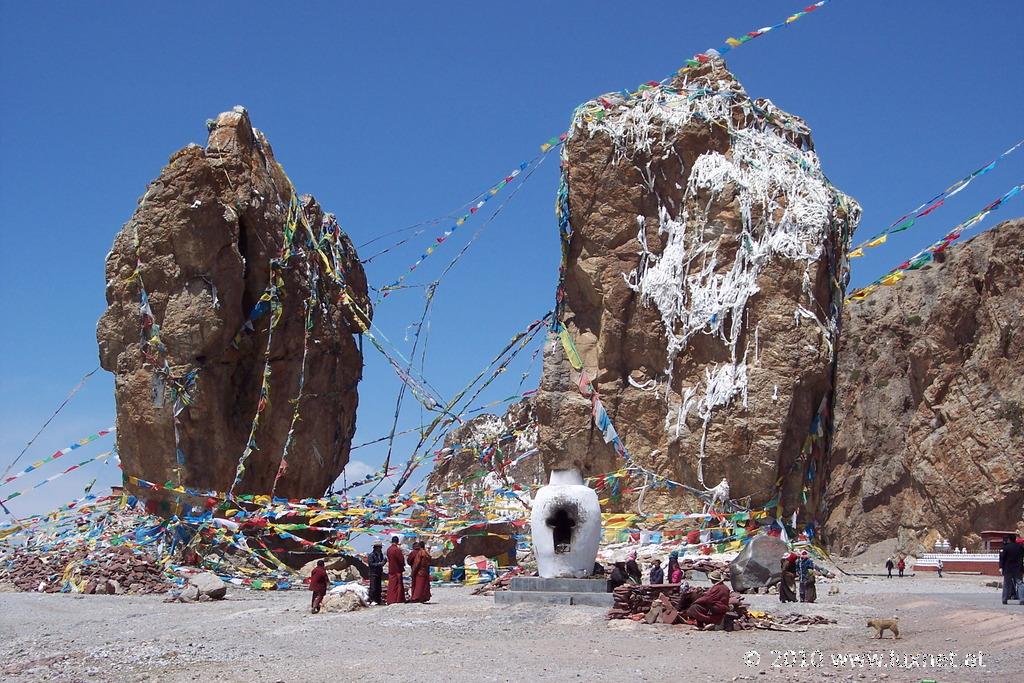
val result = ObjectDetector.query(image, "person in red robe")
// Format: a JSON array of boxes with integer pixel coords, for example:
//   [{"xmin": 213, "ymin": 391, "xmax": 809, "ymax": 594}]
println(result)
[
  {"xmin": 309, "ymin": 560, "xmax": 328, "ymax": 614},
  {"xmin": 385, "ymin": 536, "xmax": 406, "ymax": 604},
  {"xmin": 408, "ymin": 542, "xmax": 432, "ymax": 603},
  {"xmin": 686, "ymin": 571, "xmax": 730, "ymax": 630}
]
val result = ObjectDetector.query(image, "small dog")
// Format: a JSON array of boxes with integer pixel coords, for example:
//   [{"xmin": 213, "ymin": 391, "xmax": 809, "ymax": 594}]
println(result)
[
  {"xmin": 828, "ymin": 584, "xmax": 840, "ymax": 595},
  {"xmin": 867, "ymin": 616, "xmax": 900, "ymax": 639}
]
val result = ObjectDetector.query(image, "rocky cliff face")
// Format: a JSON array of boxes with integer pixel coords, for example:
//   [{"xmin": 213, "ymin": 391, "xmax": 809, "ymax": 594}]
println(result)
[
  {"xmin": 536, "ymin": 60, "xmax": 859, "ymax": 517},
  {"xmin": 825, "ymin": 219, "xmax": 1024, "ymax": 554},
  {"xmin": 427, "ymin": 397, "xmax": 543, "ymax": 495},
  {"xmin": 97, "ymin": 107, "xmax": 371, "ymax": 507}
]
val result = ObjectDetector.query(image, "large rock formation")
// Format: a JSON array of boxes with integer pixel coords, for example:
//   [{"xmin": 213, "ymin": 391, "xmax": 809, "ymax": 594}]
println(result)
[
  {"xmin": 97, "ymin": 107, "xmax": 371, "ymax": 508},
  {"xmin": 536, "ymin": 60, "xmax": 859, "ymax": 517},
  {"xmin": 825, "ymin": 219, "xmax": 1024, "ymax": 554},
  {"xmin": 427, "ymin": 397, "xmax": 543, "ymax": 495}
]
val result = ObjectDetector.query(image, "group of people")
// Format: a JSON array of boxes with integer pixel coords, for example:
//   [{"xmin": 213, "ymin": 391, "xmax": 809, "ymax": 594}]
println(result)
[
  {"xmin": 377, "ymin": 536, "xmax": 432, "ymax": 605},
  {"xmin": 602, "ymin": 550, "xmax": 734, "ymax": 631},
  {"xmin": 309, "ymin": 536, "xmax": 433, "ymax": 613},
  {"xmin": 884, "ymin": 556, "xmax": 907, "ymax": 578},
  {"xmin": 606, "ymin": 550, "xmax": 686, "ymax": 590},
  {"xmin": 779, "ymin": 549, "xmax": 827, "ymax": 603},
  {"xmin": 605, "ymin": 546, "xmax": 830, "ymax": 609}
]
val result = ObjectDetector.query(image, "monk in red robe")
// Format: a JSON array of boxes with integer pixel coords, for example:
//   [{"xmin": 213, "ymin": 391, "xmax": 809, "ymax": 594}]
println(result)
[
  {"xmin": 408, "ymin": 542, "xmax": 432, "ymax": 603},
  {"xmin": 385, "ymin": 536, "xmax": 406, "ymax": 604},
  {"xmin": 686, "ymin": 571, "xmax": 730, "ymax": 630},
  {"xmin": 309, "ymin": 560, "xmax": 328, "ymax": 614}
]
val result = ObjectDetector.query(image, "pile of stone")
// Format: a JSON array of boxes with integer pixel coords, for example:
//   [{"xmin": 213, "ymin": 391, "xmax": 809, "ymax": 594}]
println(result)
[
  {"xmin": 608, "ymin": 584, "xmax": 672, "ymax": 618},
  {"xmin": 607, "ymin": 583, "xmax": 753, "ymax": 630},
  {"xmin": 676, "ymin": 557, "xmax": 729, "ymax": 576},
  {"xmin": 3, "ymin": 545, "xmax": 171, "ymax": 594}
]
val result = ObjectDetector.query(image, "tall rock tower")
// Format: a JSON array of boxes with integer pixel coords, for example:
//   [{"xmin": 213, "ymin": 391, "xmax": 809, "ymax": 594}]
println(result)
[
  {"xmin": 97, "ymin": 108, "xmax": 372, "ymax": 510},
  {"xmin": 536, "ymin": 61, "xmax": 859, "ymax": 524}
]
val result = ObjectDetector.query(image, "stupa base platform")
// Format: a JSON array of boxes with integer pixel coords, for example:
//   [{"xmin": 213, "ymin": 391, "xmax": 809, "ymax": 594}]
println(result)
[{"xmin": 494, "ymin": 577, "xmax": 613, "ymax": 607}]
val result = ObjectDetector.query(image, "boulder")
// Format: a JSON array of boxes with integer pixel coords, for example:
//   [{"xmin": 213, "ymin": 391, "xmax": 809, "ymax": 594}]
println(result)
[
  {"xmin": 536, "ymin": 59, "xmax": 859, "ymax": 515},
  {"xmin": 97, "ymin": 107, "xmax": 371, "ymax": 510},
  {"xmin": 333, "ymin": 566, "xmax": 362, "ymax": 583},
  {"xmin": 187, "ymin": 571, "xmax": 228, "ymax": 600},
  {"xmin": 729, "ymin": 535, "xmax": 789, "ymax": 593},
  {"xmin": 299, "ymin": 557, "xmax": 347, "ymax": 578},
  {"xmin": 826, "ymin": 219, "xmax": 1024, "ymax": 554},
  {"xmin": 433, "ymin": 521, "xmax": 519, "ymax": 568},
  {"xmin": 321, "ymin": 589, "xmax": 366, "ymax": 613},
  {"xmin": 299, "ymin": 556, "xmax": 365, "ymax": 582}
]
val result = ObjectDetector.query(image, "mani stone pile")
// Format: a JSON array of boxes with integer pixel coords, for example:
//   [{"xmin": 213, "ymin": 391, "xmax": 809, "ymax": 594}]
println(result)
[
  {"xmin": 2, "ymin": 545, "xmax": 170, "ymax": 595},
  {"xmin": 608, "ymin": 582, "xmax": 754, "ymax": 630}
]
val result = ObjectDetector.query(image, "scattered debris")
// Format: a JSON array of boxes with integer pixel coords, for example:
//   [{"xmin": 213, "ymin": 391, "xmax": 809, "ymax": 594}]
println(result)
[
  {"xmin": 472, "ymin": 566, "xmax": 524, "ymax": 595},
  {"xmin": 770, "ymin": 613, "xmax": 837, "ymax": 626}
]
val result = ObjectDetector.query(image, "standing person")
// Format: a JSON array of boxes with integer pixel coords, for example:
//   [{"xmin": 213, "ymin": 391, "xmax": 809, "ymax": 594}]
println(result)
[
  {"xmin": 685, "ymin": 571, "xmax": 730, "ymax": 630},
  {"xmin": 999, "ymin": 534, "xmax": 1024, "ymax": 605},
  {"xmin": 885, "ymin": 558, "xmax": 894, "ymax": 578},
  {"xmin": 797, "ymin": 550, "xmax": 821, "ymax": 603},
  {"xmin": 897, "ymin": 556, "xmax": 906, "ymax": 578},
  {"xmin": 625, "ymin": 551, "xmax": 642, "ymax": 584},
  {"xmin": 386, "ymin": 536, "xmax": 406, "ymax": 604},
  {"xmin": 366, "ymin": 539, "xmax": 386, "ymax": 605},
  {"xmin": 309, "ymin": 559, "xmax": 328, "ymax": 614},
  {"xmin": 936, "ymin": 558, "xmax": 944, "ymax": 578},
  {"xmin": 667, "ymin": 552, "xmax": 684, "ymax": 584},
  {"xmin": 649, "ymin": 558, "xmax": 665, "ymax": 585},
  {"xmin": 409, "ymin": 542, "xmax": 432, "ymax": 603},
  {"xmin": 779, "ymin": 553, "xmax": 798, "ymax": 603}
]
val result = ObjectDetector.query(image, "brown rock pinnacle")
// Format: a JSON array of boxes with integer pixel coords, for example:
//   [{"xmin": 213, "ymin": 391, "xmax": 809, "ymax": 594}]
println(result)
[
  {"xmin": 536, "ymin": 60, "xmax": 859, "ymax": 517},
  {"xmin": 97, "ymin": 107, "xmax": 371, "ymax": 508}
]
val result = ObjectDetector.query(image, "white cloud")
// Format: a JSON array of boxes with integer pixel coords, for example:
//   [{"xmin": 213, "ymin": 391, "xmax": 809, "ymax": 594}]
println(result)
[{"xmin": 343, "ymin": 459, "xmax": 375, "ymax": 481}]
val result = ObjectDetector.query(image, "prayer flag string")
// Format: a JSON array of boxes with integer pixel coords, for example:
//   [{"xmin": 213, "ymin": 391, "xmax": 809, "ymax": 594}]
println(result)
[
  {"xmin": 847, "ymin": 183, "xmax": 1024, "ymax": 302},
  {"xmin": 1, "ymin": 427, "xmax": 115, "ymax": 489},
  {"xmin": 1, "ymin": 450, "xmax": 118, "ymax": 504},
  {"xmin": 848, "ymin": 137, "xmax": 1024, "ymax": 258},
  {"xmin": 674, "ymin": 2, "xmax": 829, "ymax": 80}
]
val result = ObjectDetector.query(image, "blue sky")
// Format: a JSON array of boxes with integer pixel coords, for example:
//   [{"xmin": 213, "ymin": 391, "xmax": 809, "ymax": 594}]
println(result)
[{"xmin": 1, "ymin": 1, "xmax": 1022, "ymax": 516}]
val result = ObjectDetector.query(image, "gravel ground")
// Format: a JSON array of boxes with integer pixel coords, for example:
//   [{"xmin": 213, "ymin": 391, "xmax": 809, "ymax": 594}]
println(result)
[{"xmin": 1, "ymin": 574, "xmax": 1020, "ymax": 682}]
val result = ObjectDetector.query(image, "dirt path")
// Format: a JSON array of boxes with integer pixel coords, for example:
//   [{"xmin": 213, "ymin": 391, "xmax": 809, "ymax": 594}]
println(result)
[{"xmin": 1, "ymin": 575, "xmax": 1019, "ymax": 682}]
